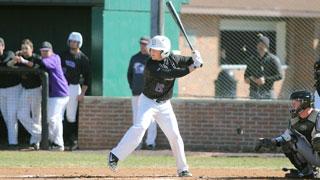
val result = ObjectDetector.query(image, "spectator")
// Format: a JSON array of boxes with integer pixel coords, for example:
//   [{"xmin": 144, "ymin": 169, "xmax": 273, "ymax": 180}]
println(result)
[
  {"xmin": 244, "ymin": 34, "xmax": 282, "ymax": 99},
  {"xmin": 0, "ymin": 37, "xmax": 21, "ymax": 148},
  {"xmin": 314, "ymin": 59, "xmax": 320, "ymax": 108},
  {"xmin": 30, "ymin": 41, "xmax": 69, "ymax": 151},
  {"xmin": 60, "ymin": 32, "xmax": 90, "ymax": 151},
  {"xmin": 10, "ymin": 39, "xmax": 42, "ymax": 150},
  {"xmin": 127, "ymin": 36, "xmax": 157, "ymax": 150}
]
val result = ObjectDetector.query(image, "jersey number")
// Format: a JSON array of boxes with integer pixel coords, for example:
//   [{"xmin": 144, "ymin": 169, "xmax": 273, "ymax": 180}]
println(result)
[{"xmin": 155, "ymin": 83, "xmax": 165, "ymax": 93}]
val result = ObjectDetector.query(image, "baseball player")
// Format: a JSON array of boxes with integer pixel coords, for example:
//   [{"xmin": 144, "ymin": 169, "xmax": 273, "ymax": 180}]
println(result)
[
  {"xmin": 108, "ymin": 35, "xmax": 203, "ymax": 177},
  {"xmin": 60, "ymin": 32, "xmax": 90, "ymax": 151},
  {"xmin": 9, "ymin": 39, "xmax": 42, "ymax": 150},
  {"xmin": 127, "ymin": 36, "xmax": 157, "ymax": 150},
  {"xmin": 314, "ymin": 60, "xmax": 320, "ymax": 109},
  {"xmin": 0, "ymin": 37, "xmax": 22, "ymax": 148},
  {"xmin": 255, "ymin": 91, "xmax": 320, "ymax": 178},
  {"xmin": 28, "ymin": 41, "xmax": 69, "ymax": 151}
]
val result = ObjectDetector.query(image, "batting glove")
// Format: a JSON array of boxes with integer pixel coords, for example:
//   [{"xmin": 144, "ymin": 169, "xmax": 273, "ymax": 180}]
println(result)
[{"xmin": 192, "ymin": 50, "xmax": 203, "ymax": 68}]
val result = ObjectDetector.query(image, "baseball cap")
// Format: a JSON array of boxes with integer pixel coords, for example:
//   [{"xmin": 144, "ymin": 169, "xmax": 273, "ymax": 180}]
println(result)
[
  {"xmin": 40, "ymin": 41, "xmax": 53, "ymax": 51},
  {"xmin": 257, "ymin": 34, "xmax": 270, "ymax": 48},
  {"xmin": 140, "ymin": 36, "xmax": 150, "ymax": 44}
]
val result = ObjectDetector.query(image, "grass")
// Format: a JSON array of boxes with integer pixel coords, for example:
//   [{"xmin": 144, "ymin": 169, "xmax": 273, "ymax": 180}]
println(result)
[{"xmin": 0, "ymin": 151, "xmax": 292, "ymax": 169}]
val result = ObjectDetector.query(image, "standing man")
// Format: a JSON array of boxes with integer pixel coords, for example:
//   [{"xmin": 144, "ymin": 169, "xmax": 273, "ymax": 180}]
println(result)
[
  {"xmin": 27, "ymin": 41, "xmax": 69, "ymax": 151},
  {"xmin": 244, "ymin": 34, "xmax": 282, "ymax": 99},
  {"xmin": 127, "ymin": 36, "xmax": 157, "ymax": 150},
  {"xmin": 0, "ymin": 37, "xmax": 21, "ymax": 148},
  {"xmin": 9, "ymin": 39, "xmax": 42, "ymax": 150},
  {"xmin": 314, "ymin": 60, "xmax": 320, "ymax": 109},
  {"xmin": 108, "ymin": 35, "xmax": 203, "ymax": 177},
  {"xmin": 60, "ymin": 32, "xmax": 90, "ymax": 151},
  {"xmin": 255, "ymin": 91, "xmax": 320, "ymax": 178}
]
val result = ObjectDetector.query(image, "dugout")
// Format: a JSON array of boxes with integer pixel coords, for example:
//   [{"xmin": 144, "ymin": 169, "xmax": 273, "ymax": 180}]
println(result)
[{"xmin": 0, "ymin": 0, "xmax": 103, "ymax": 146}]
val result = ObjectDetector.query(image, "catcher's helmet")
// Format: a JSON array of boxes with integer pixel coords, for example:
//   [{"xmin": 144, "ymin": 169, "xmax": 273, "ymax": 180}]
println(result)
[{"xmin": 290, "ymin": 91, "xmax": 314, "ymax": 117}]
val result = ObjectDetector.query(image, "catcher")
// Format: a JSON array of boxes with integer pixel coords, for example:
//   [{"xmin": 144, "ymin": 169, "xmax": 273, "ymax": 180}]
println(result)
[{"xmin": 255, "ymin": 90, "xmax": 320, "ymax": 178}]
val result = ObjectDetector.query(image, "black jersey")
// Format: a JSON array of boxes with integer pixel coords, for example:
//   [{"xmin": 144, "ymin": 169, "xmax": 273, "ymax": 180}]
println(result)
[
  {"xmin": 19, "ymin": 54, "xmax": 42, "ymax": 89},
  {"xmin": 143, "ymin": 53, "xmax": 193, "ymax": 101},
  {"xmin": 244, "ymin": 52, "xmax": 282, "ymax": 92},
  {"xmin": 0, "ymin": 51, "xmax": 21, "ymax": 88},
  {"xmin": 60, "ymin": 50, "xmax": 90, "ymax": 86}
]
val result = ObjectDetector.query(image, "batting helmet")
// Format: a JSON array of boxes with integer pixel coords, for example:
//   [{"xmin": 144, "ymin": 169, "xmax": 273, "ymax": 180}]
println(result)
[
  {"xmin": 289, "ymin": 91, "xmax": 314, "ymax": 118},
  {"xmin": 68, "ymin": 32, "xmax": 83, "ymax": 48},
  {"xmin": 148, "ymin": 35, "xmax": 171, "ymax": 58}
]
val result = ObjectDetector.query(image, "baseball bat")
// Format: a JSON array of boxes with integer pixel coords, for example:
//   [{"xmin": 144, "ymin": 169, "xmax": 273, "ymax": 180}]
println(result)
[{"xmin": 166, "ymin": 1, "xmax": 194, "ymax": 52}]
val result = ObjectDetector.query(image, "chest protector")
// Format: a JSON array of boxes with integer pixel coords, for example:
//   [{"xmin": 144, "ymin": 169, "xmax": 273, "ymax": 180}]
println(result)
[{"xmin": 290, "ymin": 109, "xmax": 320, "ymax": 143}]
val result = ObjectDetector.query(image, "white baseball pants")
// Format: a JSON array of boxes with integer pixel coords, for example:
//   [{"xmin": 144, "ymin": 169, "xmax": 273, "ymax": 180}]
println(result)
[
  {"xmin": 48, "ymin": 96, "xmax": 69, "ymax": 147},
  {"xmin": 132, "ymin": 95, "xmax": 157, "ymax": 146},
  {"xmin": 66, "ymin": 84, "xmax": 81, "ymax": 123},
  {"xmin": 112, "ymin": 93, "xmax": 189, "ymax": 173},
  {"xmin": 17, "ymin": 87, "xmax": 42, "ymax": 145},
  {"xmin": 314, "ymin": 91, "xmax": 320, "ymax": 109},
  {"xmin": 0, "ymin": 84, "xmax": 22, "ymax": 145}
]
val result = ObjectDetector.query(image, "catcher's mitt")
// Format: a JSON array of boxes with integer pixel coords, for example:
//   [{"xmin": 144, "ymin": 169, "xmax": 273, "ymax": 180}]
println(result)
[{"xmin": 255, "ymin": 138, "xmax": 275, "ymax": 152}]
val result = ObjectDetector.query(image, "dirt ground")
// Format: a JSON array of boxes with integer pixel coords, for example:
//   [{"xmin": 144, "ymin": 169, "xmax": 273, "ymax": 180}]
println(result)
[{"xmin": 0, "ymin": 167, "xmax": 286, "ymax": 179}]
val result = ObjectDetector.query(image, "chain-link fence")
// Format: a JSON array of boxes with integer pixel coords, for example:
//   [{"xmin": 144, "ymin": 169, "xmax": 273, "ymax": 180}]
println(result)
[{"xmin": 177, "ymin": 1, "xmax": 320, "ymax": 100}]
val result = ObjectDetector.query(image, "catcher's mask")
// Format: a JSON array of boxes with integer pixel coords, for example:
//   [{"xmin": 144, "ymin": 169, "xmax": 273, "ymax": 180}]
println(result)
[{"xmin": 289, "ymin": 91, "xmax": 314, "ymax": 118}]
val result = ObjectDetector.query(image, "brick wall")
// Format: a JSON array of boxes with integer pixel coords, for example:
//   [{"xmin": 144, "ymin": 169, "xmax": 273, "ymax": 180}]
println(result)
[{"xmin": 78, "ymin": 96, "xmax": 290, "ymax": 152}]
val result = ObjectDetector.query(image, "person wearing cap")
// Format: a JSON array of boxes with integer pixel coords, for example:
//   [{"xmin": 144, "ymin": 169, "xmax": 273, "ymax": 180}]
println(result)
[
  {"xmin": 127, "ymin": 36, "xmax": 157, "ymax": 150},
  {"xmin": 9, "ymin": 39, "xmax": 42, "ymax": 150},
  {"xmin": 0, "ymin": 37, "xmax": 22, "ymax": 149},
  {"xmin": 25, "ymin": 41, "xmax": 69, "ymax": 151},
  {"xmin": 60, "ymin": 32, "xmax": 90, "ymax": 151},
  {"xmin": 244, "ymin": 34, "xmax": 283, "ymax": 99}
]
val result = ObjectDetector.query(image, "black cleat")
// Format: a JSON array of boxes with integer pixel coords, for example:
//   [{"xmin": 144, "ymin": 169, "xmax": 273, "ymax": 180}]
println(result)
[
  {"xmin": 146, "ymin": 144, "xmax": 156, "ymax": 150},
  {"xmin": 284, "ymin": 168, "xmax": 314, "ymax": 179},
  {"xmin": 108, "ymin": 152, "xmax": 119, "ymax": 172},
  {"xmin": 31, "ymin": 143, "xmax": 40, "ymax": 151},
  {"xmin": 178, "ymin": 170, "xmax": 192, "ymax": 177},
  {"xmin": 69, "ymin": 140, "xmax": 79, "ymax": 151}
]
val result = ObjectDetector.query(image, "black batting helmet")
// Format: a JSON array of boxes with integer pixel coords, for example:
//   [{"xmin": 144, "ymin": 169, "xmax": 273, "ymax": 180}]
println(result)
[{"xmin": 290, "ymin": 90, "xmax": 314, "ymax": 114}]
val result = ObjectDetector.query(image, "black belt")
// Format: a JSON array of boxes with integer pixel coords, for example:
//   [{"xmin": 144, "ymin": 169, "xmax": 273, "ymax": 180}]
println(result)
[
  {"xmin": 154, "ymin": 99, "xmax": 166, "ymax": 104},
  {"xmin": 143, "ymin": 93, "xmax": 167, "ymax": 104}
]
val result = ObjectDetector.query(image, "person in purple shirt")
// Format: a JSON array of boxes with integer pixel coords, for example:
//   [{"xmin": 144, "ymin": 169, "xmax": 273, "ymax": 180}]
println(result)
[{"xmin": 17, "ymin": 41, "xmax": 69, "ymax": 151}]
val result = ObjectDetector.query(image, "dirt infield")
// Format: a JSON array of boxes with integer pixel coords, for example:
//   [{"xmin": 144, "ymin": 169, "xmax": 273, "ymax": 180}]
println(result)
[{"xmin": 0, "ymin": 167, "xmax": 285, "ymax": 179}]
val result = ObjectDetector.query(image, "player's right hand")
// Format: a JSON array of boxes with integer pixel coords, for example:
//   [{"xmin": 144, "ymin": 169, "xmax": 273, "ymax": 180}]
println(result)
[
  {"xmin": 192, "ymin": 50, "xmax": 203, "ymax": 68},
  {"xmin": 254, "ymin": 77, "xmax": 265, "ymax": 86}
]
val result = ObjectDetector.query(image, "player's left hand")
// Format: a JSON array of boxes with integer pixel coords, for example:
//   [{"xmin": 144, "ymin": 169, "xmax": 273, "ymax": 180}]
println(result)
[
  {"xmin": 255, "ymin": 138, "xmax": 276, "ymax": 152},
  {"xmin": 192, "ymin": 50, "xmax": 203, "ymax": 68},
  {"xmin": 77, "ymin": 94, "xmax": 85, "ymax": 102}
]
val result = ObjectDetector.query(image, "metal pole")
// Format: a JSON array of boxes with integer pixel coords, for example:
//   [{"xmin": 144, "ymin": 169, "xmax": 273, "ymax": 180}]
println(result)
[
  {"xmin": 151, "ymin": 0, "xmax": 164, "ymax": 37},
  {"xmin": 40, "ymin": 71, "xmax": 49, "ymax": 150},
  {"xmin": 158, "ymin": 0, "xmax": 164, "ymax": 35}
]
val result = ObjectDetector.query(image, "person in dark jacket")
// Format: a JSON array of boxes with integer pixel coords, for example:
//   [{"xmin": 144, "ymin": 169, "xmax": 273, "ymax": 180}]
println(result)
[
  {"xmin": 244, "ymin": 34, "xmax": 282, "ymax": 99},
  {"xmin": 0, "ymin": 37, "xmax": 21, "ymax": 147}
]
